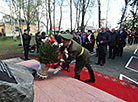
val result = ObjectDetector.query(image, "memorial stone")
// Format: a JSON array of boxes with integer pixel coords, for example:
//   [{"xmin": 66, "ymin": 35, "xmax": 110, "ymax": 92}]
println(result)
[{"xmin": 0, "ymin": 61, "xmax": 34, "ymax": 102}]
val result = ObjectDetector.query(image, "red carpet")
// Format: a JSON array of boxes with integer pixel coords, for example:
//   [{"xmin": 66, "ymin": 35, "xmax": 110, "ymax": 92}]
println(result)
[{"xmin": 58, "ymin": 64, "xmax": 138, "ymax": 102}]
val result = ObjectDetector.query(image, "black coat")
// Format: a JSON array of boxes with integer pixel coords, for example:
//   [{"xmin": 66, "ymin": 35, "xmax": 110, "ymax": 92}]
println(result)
[
  {"xmin": 96, "ymin": 32, "xmax": 111, "ymax": 53},
  {"xmin": 22, "ymin": 33, "xmax": 31, "ymax": 45},
  {"xmin": 55, "ymin": 34, "xmax": 62, "ymax": 43},
  {"xmin": 117, "ymin": 31, "xmax": 127, "ymax": 47},
  {"xmin": 109, "ymin": 32, "xmax": 118, "ymax": 46}
]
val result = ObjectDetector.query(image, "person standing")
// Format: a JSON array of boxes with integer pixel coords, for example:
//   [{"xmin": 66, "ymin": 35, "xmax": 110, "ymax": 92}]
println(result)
[
  {"xmin": 116, "ymin": 27, "xmax": 127, "ymax": 57},
  {"xmin": 108, "ymin": 28, "xmax": 118, "ymax": 59},
  {"xmin": 96, "ymin": 27, "xmax": 111, "ymax": 66},
  {"xmin": 72, "ymin": 32, "xmax": 82, "ymax": 45},
  {"xmin": 85, "ymin": 30, "xmax": 95, "ymax": 53},
  {"xmin": 22, "ymin": 29, "xmax": 31, "ymax": 60},
  {"xmin": 35, "ymin": 31, "xmax": 42, "ymax": 53},
  {"xmin": 94, "ymin": 28, "xmax": 101, "ymax": 57},
  {"xmin": 55, "ymin": 34, "xmax": 95, "ymax": 83}
]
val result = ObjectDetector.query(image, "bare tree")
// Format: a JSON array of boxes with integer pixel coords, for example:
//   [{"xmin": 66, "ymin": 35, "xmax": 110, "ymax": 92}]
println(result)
[
  {"xmin": 74, "ymin": 0, "xmax": 82, "ymax": 31},
  {"xmin": 80, "ymin": 0, "xmax": 90, "ymax": 32},
  {"xmin": 36, "ymin": 0, "xmax": 43, "ymax": 32},
  {"xmin": 119, "ymin": 0, "xmax": 131, "ymax": 28},
  {"xmin": 48, "ymin": 0, "xmax": 52, "ymax": 34},
  {"xmin": 57, "ymin": 0, "xmax": 65, "ymax": 31},
  {"xmin": 97, "ymin": 0, "xmax": 101, "ymax": 28},
  {"xmin": 105, "ymin": 0, "xmax": 110, "ymax": 28},
  {"xmin": 53, "ymin": 0, "xmax": 55, "ymax": 34},
  {"xmin": 70, "ymin": 0, "xmax": 72, "ymax": 31}
]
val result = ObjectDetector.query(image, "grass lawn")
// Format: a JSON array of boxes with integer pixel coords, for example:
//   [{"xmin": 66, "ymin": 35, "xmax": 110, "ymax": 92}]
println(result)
[{"xmin": 0, "ymin": 36, "xmax": 36, "ymax": 54}]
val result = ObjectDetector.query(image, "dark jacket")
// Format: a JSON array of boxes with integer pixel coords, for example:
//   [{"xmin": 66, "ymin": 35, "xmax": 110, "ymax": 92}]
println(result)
[
  {"xmin": 73, "ymin": 35, "xmax": 82, "ymax": 44},
  {"xmin": 22, "ymin": 33, "xmax": 31, "ymax": 45},
  {"xmin": 55, "ymin": 34, "xmax": 62, "ymax": 43},
  {"xmin": 109, "ymin": 32, "xmax": 118, "ymax": 46},
  {"xmin": 96, "ymin": 32, "xmax": 111, "ymax": 53},
  {"xmin": 117, "ymin": 31, "xmax": 127, "ymax": 47}
]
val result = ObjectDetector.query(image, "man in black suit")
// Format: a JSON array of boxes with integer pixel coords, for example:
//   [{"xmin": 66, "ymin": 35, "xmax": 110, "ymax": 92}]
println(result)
[
  {"xmin": 116, "ymin": 27, "xmax": 127, "ymax": 57},
  {"xmin": 22, "ymin": 29, "xmax": 31, "ymax": 60},
  {"xmin": 96, "ymin": 27, "xmax": 111, "ymax": 66}
]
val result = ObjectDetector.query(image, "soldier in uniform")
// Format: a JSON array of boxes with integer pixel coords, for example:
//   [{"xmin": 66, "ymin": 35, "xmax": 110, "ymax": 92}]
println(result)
[{"xmin": 57, "ymin": 34, "xmax": 95, "ymax": 83}]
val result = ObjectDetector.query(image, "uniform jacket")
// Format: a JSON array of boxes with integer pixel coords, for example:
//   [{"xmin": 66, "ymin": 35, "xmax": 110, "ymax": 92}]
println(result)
[{"xmin": 61, "ymin": 40, "xmax": 90, "ymax": 69}]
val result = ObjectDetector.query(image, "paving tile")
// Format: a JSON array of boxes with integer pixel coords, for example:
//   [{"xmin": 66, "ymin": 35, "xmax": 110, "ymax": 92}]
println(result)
[
  {"xmin": 34, "ymin": 85, "xmax": 54, "ymax": 102},
  {"xmin": 73, "ymin": 91, "xmax": 96, "ymax": 102}
]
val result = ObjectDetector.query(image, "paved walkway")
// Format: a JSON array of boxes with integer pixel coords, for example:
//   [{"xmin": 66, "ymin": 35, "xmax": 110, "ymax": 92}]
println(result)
[
  {"xmin": 17, "ymin": 59, "xmax": 125, "ymax": 102},
  {"xmin": 34, "ymin": 68, "xmax": 125, "ymax": 102}
]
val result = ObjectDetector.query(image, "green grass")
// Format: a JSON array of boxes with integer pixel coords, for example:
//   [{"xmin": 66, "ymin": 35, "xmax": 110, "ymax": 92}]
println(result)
[{"xmin": 0, "ymin": 36, "xmax": 36, "ymax": 54}]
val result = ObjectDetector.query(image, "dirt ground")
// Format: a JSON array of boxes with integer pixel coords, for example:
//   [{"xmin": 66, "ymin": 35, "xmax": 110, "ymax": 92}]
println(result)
[{"xmin": 0, "ymin": 52, "xmax": 37, "ymax": 60}]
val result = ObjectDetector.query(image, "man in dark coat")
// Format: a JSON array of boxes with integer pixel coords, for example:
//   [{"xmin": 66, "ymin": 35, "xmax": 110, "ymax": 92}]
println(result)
[
  {"xmin": 108, "ymin": 28, "xmax": 118, "ymax": 59},
  {"xmin": 56, "ymin": 34, "xmax": 95, "ymax": 83},
  {"xmin": 96, "ymin": 27, "xmax": 111, "ymax": 66},
  {"xmin": 22, "ymin": 29, "xmax": 31, "ymax": 60},
  {"xmin": 116, "ymin": 27, "xmax": 127, "ymax": 57},
  {"xmin": 55, "ymin": 31, "xmax": 62, "ymax": 44},
  {"xmin": 85, "ymin": 30, "xmax": 95, "ymax": 53},
  {"xmin": 72, "ymin": 32, "xmax": 82, "ymax": 45},
  {"xmin": 35, "ymin": 32, "xmax": 42, "ymax": 53}
]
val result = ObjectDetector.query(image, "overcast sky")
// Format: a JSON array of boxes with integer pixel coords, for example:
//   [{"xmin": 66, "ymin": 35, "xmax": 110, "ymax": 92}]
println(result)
[{"xmin": 0, "ymin": 0, "xmax": 126, "ymax": 29}]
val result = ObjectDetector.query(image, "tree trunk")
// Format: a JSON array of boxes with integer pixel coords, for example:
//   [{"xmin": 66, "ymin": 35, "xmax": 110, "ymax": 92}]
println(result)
[
  {"xmin": 53, "ymin": 0, "xmax": 55, "ymax": 34},
  {"xmin": 48, "ymin": 0, "xmax": 52, "ymax": 34},
  {"xmin": 45, "ymin": 0, "xmax": 49, "ymax": 34},
  {"xmin": 81, "ymin": 0, "xmax": 85, "ymax": 33},
  {"xmin": 120, "ymin": 5, "xmax": 128, "ymax": 28},
  {"xmin": 70, "ymin": 0, "xmax": 72, "ymax": 31},
  {"xmin": 59, "ymin": 5, "xmax": 63, "ymax": 31},
  {"xmin": 97, "ymin": 0, "xmax": 101, "ymax": 28}
]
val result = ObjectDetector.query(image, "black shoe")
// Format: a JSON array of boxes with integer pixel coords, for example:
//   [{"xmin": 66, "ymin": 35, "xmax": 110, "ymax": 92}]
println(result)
[
  {"xmin": 112, "ymin": 57, "xmax": 115, "ymax": 60},
  {"xmin": 67, "ymin": 68, "xmax": 70, "ymax": 72},
  {"xmin": 100, "ymin": 64, "xmax": 104, "ymax": 66},
  {"xmin": 25, "ymin": 58, "xmax": 30, "ymax": 61},
  {"xmin": 95, "ymin": 63, "xmax": 100, "ymax": 65},
  {"xmin": 84, "ymin": 79, "xmax": 95, "ymax": 83}
]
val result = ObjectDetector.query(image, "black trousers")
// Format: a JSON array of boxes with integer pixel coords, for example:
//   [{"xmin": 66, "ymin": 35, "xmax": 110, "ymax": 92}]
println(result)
[
  {"xmin": 98, "ymin": 51, "xmax": 106, "ymax": 64},
  {"xmin": 74, "ymin": 56, "xmax": 95, "ymax": 81},
  {"xmin": 117, "ymin": 46, "xmax": 124, "ymax": 57},
  {"xmin": 23, "ymin": 44, "xmax": 29, "ymax": 60},
  {"xmin": 109, "ymin": 46, "xmax": 117, "ymax": 59}
]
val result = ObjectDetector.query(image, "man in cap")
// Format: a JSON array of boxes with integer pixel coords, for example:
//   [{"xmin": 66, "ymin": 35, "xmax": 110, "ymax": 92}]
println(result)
[{"xmin": 54, "ymin": 33, "xmax": 95, "ymax": 83}]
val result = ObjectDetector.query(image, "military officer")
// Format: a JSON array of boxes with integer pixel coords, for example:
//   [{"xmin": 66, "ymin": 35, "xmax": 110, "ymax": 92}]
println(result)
[{"xmin": 59, "ymin": 34, "xmax": 95, "ymax": 83}]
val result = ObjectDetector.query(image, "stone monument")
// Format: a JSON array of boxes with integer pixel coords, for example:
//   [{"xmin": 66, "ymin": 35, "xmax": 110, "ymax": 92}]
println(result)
[{"xmin": 0, "ymin": 61, "xmax": 34, "ymax": 102}]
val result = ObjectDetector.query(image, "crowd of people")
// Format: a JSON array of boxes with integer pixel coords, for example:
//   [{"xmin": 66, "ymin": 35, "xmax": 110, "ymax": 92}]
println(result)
[
  {"xmin": 22, "ymin": 27, "xmax": 137, "ymax": 65},
  {"xmin": 21, "ymin": 27, "xmax": 137, "ymax": 83}
]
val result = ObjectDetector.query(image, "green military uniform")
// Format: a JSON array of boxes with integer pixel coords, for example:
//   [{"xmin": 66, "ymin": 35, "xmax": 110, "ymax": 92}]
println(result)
[{"xmin": 60, "ymin": 34, "xmax": 95, "ymax": 83}]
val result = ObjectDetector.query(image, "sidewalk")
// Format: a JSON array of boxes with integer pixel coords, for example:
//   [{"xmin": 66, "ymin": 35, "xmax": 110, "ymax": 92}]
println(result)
[
  {"xmin": 16, "ymin": 59, "xmax": 125, "ymax": 102},
  {"xmin": 34, "ymin": 68, "xmax": 125, "ymax": 102}
]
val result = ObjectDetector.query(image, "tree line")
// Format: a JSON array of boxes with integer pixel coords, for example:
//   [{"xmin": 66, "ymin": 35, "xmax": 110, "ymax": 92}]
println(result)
[{"xmin": 3, "ymin": 0, "xmax": 138, "ymax": 34}]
